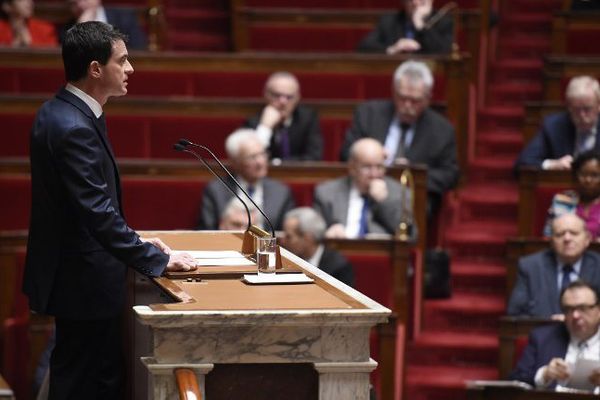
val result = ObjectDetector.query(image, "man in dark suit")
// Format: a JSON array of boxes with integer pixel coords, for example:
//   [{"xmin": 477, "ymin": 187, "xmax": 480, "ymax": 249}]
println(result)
[
  {"xmin": 356, "ymin": 0, "xmax": 453, "ymax": 55},
  {"xmin": 508, "ymin": 213, "xmax": 600, "ymax": 318},
  {"xmin": 198, "ymin": 128, "xmax": 295, "ymax": 231},
  {"xmin": 283, "ymin": 207, "xmax": 354, "ymax": 287},
  {"xmin": 340, "ymin": 60, "xmax": 458, "ymax": 218},
  {"xmin": 23, "ymin": 21, "xmax": 196, "ymax": 399},
  {"xmin": 316, "ymin": 138, "xmax": 416, "ymax": 240},
  {"xmin": 243, "ymin": 71, "xmax": 323, "ymax": 161},
  {"xmin": 62, "ymin": 0, "xmax": 148, "ymax": 49},
  {"xmin": 510, "ymin": 281, "xmax": 600, "ymax": 389},
  {"xmin": 515, "ymin": 76, "xmax": 600, "ymax": 171}
]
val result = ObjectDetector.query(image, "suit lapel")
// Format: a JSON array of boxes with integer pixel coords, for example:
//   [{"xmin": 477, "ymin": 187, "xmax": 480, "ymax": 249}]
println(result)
[
  {"xmin": 544, "ymin": 251, "xmax": 561, "ymax": 309},
  {"xmin": 375, "ymin": 101, "xmax": 396, "ymax": 143},
  {"xmin": 334, "ymin": 177, "xmax": 352, "ymax": 224}
]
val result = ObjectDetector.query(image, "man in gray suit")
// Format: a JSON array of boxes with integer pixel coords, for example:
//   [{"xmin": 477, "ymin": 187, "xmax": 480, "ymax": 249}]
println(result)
[
  {"xmin": 314, "ymin": 138, "xmax": 415, "ymax": 239},
  {"xmin": 508, "ymin": 213, "xmax": 600, "ymax": 318},
  {"xmin": 340, "ymin": 60, "xmax": 458, "ymax": 219},
  {"xmin": 197, "ymin": 128, "xmax": 295, "ymax": 231}
]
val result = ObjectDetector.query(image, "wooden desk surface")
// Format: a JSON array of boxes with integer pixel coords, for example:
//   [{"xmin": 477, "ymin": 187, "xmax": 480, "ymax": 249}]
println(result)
[{"xmin": 0, "ymin": 374, "xmax": 14, "ymax": 400}]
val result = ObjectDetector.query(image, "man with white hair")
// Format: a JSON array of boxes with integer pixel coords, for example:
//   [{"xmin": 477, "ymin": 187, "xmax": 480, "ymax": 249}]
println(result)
[
  {"xmin": 283, "ymin": 207, "xmax": 354, "ymax": 287},
  {"xmin": 340, "ymin": 60, "xmax": 458, "ymax": 218},
  {"xmin": 243, "ymin": 71, "xmax": 323, "ymax": 161},
  {"xmin": 197, "ymin": 128, "xmax": 295, "ymax": 230},
  {"xmin": 516, "ymin": 75, "xmax": 600, "ymax": 171}
]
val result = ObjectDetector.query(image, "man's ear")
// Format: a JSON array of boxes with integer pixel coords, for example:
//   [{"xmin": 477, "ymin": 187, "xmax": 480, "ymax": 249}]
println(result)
[{"xmin": 89, "ymin": 60, "xmax": 102, "ymax": 79}]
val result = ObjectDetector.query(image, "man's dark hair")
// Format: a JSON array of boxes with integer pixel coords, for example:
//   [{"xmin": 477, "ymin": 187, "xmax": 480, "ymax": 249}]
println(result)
[
  {"xmin": 572, "ymin": 150, "xmax": 600, "ymax": 178},
  {"xmin": 62, "ymin": 21, "xmax": 128, "ymax": 83},
  {"xmin": 560, "ymin": 280, "xmax": 600, "ymax": 305}
]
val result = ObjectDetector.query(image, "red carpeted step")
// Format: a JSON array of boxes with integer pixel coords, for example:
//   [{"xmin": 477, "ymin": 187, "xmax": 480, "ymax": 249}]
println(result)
[
  {"xmin": 444, "ymin": 219, "xmax": 516, "ymax": 258},
  {"xmin": 405, "ymin": 365, "xmax": 498, "ymax": 400},
  {"xmin": 476, "ymin": 129, "xmax": 523, "ymax": 157},
  {"xmin": 497, "ymin": 36, "xmax": 551, "ymax": 59},
  {"xmin": 456, "ymin": 182, "xmax": 518, "ymax": 222},
  {"xmin": 503, "ymin": 0, "xmax": 563, "ymax": 13},
  {"xmin": 407, "ymin": 331, "xmax": 499, "ymax": 366},
  {"xmin": 452, "ymin": 260, "xmax": 506, "ymax": 294},
  {"xmin": 489, "ymin": 59, "xmax": 543, "ymax": 83},
  {"xmin": 165, "ymin": 0, "xmax": 226, "ymax": 8},
  {"xmin": 499, "ymin": 14, "xmax": 553, "ymax": 36},
  {"xmin": 477, "ymin": 106, "xmax": 524, "ymax": 131},
  {"xmin": 467, "ymin": 155, "xmax": 517, "ymax": 182},
  {"xmin": 487, "ymin": 82, "xmax": 543, "ymax": 105},
  {"xmin": 424, "ymin": 292, "xmax": 506, "ymax": 332}
]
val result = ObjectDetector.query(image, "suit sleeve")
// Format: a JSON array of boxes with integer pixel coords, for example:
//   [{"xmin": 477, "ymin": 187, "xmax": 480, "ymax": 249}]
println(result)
[
  {"xmin": 313, "ymin": 186, "xmax": 337, "ymax": 227},
  {"xmin": 198, "ymin": 184, "xmax": 219, "ymax": 230},
  {"xmin": 298, "ymin": 109, "xmax": 323, "ymax": 161},
  {"xmin": 508, "ymin": 331, "xmax": 541, "ymax": 385},
  {"xmin": 416, "ymin": 13, "xmax": 454, "ymax": 54},
  {"xmin": 55, "ymin": 125, "xmax": 167, "ymax": 276},
  {"xmin": 427, "ymin": 126, "xmax": 459, "ymax": 194},
  {"xmin": 515, "ymin": 124, "xmax": 552, "ymax": 170},
  {"xmin": 275, "ymin": 187, "xmax": 296, "ymax": 230},
  {"xmin": 507, "ymin": 260, "xmax": 531, "ymax": 316},
  {"xmin": 340, "ymin": 103, "xmax": 370, "ymax": 161},
  {"xmin": 356, "ymin": 15, "xmax": 394, "ymax": 53}
]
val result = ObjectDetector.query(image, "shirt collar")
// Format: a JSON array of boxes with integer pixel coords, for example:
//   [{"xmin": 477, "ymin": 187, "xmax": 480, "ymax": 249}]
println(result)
[
  {"xmin": 65, "ymin": 83, "xmax": 103, "ymax": 118},
  {"xmin": 307, "ymin": 244, "xmax": 325, "ymax": 267}
]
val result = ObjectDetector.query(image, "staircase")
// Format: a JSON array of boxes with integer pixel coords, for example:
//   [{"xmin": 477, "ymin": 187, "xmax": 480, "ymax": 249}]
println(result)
[{"xmin": 404, "ymin": 1, "xmax": 563, "ymax": 399}]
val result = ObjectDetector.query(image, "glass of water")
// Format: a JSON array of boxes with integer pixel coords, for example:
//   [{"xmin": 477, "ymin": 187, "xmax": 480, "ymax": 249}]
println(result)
[{"xmin": 256, "ymin": 236, "xmax": 277, "ymax": 275}]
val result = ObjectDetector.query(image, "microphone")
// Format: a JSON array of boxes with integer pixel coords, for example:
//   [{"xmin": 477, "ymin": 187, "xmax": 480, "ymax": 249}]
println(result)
[{"xmin": 174, "ymin": 139, "xmax": 276, "ymax": 237}]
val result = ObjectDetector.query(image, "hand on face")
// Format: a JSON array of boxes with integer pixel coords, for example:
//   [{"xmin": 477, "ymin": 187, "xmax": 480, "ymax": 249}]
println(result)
[
  {"xmin": 259, "ymin": 104, "xmax": 284, "ymax": 129},
  {"xmin": 368, "ymin": 178, "xmax": 389, "ymax": 203},
  {"xmin": 410, "ymin": 0, "xmax": 433, "ymax": 29}
]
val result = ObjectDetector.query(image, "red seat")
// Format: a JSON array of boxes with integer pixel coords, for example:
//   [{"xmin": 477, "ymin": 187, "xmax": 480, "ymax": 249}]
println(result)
[{"xmin": 0, "ymin": 176, "xmax": 31, "ymax": 230}]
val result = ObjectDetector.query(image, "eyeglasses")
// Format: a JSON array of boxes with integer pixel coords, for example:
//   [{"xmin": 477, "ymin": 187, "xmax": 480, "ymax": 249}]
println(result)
[
  {"xmin": 561, "ymin": 303, "xmax": 598, "ymax": 315},
  {"xmin": 266, "ymin": 89, "xmax": 297, "ymax": 101}
]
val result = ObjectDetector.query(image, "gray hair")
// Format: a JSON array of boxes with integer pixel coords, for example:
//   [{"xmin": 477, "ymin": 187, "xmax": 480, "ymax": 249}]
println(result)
[
  {"xmin": 221, "ymin": 197, "xmax": 257, "ymax": 219},
  {"xmin": 224, "ymin": 128, "xmax": 262, "ymax": 159},
  {"xmin": 284, "ymin": 207, "xmax": 326, "ymax": 241},
  {"xmin": 566, "ymin": 76, "xmax": 600, "ymax": 102},
  {"xmin": 393, "ymin": 60, "xmax": 434, "ymax": 96}
]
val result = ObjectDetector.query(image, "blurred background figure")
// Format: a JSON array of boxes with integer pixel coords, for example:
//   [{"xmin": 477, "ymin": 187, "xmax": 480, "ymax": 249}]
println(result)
[
  {"xmin": 243, "ymin": 71, "xmax": 323, "ymax": 162},
  {"xmin": 356, "ymin": 0, "xmax": 453, "ymax": 55},
  {"xmin": 0, "ymin": 0, "xmax": 57, "ymax": 47},
  {"xmin": 218, "ymin": 198, "xmax": 258, "ymax": 230},
  {"xmin": 544, "ymin": 150, "xmax": 600, "ymax": 239},
  {"xmin": 61, "ymin": 0, "xmax": 147, "ymax": 49},
  {"xmin": 283, "ymin": 207, "xmax": 355, "ymax": 287}
]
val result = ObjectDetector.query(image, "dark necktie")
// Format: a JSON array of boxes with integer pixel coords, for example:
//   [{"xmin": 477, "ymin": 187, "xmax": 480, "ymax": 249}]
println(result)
[
  {"xmin": 247, "ymin": 185, "xmax": 255, "ymax": 198},
  {"xmin": 404, "ymin": 19, "xmax": 415, "ymax": 39},
  {"xmin": 97, "ymin": 113, "xmax": 107, "ymax": 134},
  {"xmin": 358, "ymin": 195, "xmax": 370, "ymax": 237},
  {"xmin": 561, "ymin": 264, "xmax": 574, "ymax": 291},
  {"xmin": 277, "ymin": 126, "xmax": 290, "ymax": 159},
  {"xmin": 396, "ymin": 123, "xmax": 411, "ymax": 159}
]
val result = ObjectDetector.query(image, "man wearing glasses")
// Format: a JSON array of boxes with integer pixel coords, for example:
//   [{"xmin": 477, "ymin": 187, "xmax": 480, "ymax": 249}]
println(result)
[
  {"xmin": 197, "ymin": 128, "xmax": 295, "ymax": 230},
  {"xmin": 510, "ymin": 280, "xmax": 600, "ymax": 389},
  {"xmin": 313, "ymin": 138, "xmax": 415, "ymax": 239},
  {"xmin": 243, "ymin": 71, "xmax": 323, "ymax": 162},
  {"xmin": 508, "ymin": 213, "xmax": 600, "ymax": 318},
  {"xmin": 340, "ymin": 60, "xmax": 458, "ymax": 220},
  {"xmin": 515, "ymin": 75, "xmax": 600, "ymax": 172}
]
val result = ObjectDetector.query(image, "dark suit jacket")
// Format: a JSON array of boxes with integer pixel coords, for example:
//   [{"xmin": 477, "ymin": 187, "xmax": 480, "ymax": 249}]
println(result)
[
  {"xmin": 197, "ymin": 176, "xmax": 295, "ymax": 231},
  {"xmin": 313, "ymin": 175, "xmax": 416, "ymax": 239},
  {"xmin": 507, "ymin": 249, "xmax": 600, "ymax": 317},
  {"xmin": 515, "ymin": 111, "xmax": 600, "ymax": 170},
  {"xmin": 340, "ymin": 100, "xmax": 459, "ymax": 194},
  {"xmin": 60, "ymin": 6, "xmax": 148, "ymax": 50},
  {"xmin": 23, "ymin": 87, "xmax": 168, "ymax": 320},
  {"xmin": 509, "ymin": 323, "xmax": 569, "ymax": 386},
  {"xmin": 243, "ymin": 105, "xmax": 323, "ymax": 161},
  {"xmin": 318, "ymin": 247, "xmax": 355, "ymax": 288},
  {"xmin": 356, "ymin": 10, "xmax": 453, "ymax": 54}
]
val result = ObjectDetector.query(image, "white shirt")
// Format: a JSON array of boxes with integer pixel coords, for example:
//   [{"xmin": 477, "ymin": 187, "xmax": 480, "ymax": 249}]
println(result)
[
  {"xmin": 576, "ymin": 126, "xmax": 598, "ymax": 154},
  {"xmin": 384, "ymin": 117, "xmax": 414, "ymax": 165},
  {"xmin": 307, "ymin": 244, "xmax": 325, "ymax": 268},
  {"xmin": 65, "ymin": 83, "xmax": 103, "ymax": 118},
  {"xmin": 345, "ymin": 185, "xmax": 366, "ymax": 238},
  {"xmin": 255, "ymin": 116, "xmax": 292, "ymax": 149}
]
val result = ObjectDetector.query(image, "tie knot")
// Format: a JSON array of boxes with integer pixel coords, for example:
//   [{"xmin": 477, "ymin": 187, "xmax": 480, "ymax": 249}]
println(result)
[
  {"xmin": 400, "ymin": 123, "xmax": 411, "ymax": 132},
  {"xmin": 563, "ymin": 264, "xmax": 574, "ymax": 273}
]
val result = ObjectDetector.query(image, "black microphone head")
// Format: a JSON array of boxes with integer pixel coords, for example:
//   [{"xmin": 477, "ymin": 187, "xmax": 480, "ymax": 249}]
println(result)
[
  {"xmin": 178, "ymin": 138, "xmax": 193, "ymax": 147},
  {"xmin": 173, "ymin": 143, "xmax": 186, "ymax": 152}
]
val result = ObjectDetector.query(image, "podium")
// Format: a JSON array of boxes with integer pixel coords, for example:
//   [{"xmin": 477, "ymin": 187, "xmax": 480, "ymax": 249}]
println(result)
[{"xmin": 127, "ymin": 230, "xmax": 390, "ymax": 400}]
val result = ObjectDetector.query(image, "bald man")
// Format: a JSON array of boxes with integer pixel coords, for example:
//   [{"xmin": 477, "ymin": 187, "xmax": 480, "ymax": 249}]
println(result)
[
  {"xmin": 508, "ymin": 213, "xmax": 600, "ymax": 318},
  {"xmin": 313, "ymin": 138, "xmax": 415, "ymax": 239}
]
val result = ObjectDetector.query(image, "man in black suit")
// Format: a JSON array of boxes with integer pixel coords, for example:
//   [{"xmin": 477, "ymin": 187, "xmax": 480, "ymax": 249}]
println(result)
[
  {"xmin": 357, "ymin": 0, "xmax": 454, "ymax": 55},
  {"xmin": 340, "ymin": 59, "xmax": 459, "ymax": 219},
  {"xmin": 23, "ymin": 22, "xmax": 196, "ymax": 399},
  {"xmin": 243, "ymin": 71, "xmax": 323, "ymax": 161},
  {"xmin": 283, "ymin": 207, "xmax": 354, "ymax": 287},
  {"xmin": 198, "ymin": 128, "xmax": 295, "ymax": 231},
  {"xmin": 62, "ymin": 0, "xmax": 148, "ymax": 49}
]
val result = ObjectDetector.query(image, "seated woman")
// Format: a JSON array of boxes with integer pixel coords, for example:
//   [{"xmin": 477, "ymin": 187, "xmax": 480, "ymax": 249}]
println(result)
[
  {"xmin": 544, "ymin": 150, "xmax": 600, "ymax": 239},
  {"xmin": 0, "ymin": 0, "xmax": 58, "ymax": 47}
]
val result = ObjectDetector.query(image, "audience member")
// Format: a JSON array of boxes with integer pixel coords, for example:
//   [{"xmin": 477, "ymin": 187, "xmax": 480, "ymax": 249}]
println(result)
[
  {"xmin": 315, "ymin": 138, "xmax": 415, "ymax": 239},
  {"xmin": 571, "ymin": 0, "xmax": 600, "ymax": 10},
  {"xmin": 218, "ymin": 197, "xmax": 258, "ymax": 230},
  {"xmin": 340, "ymin": 60, "xmax": 458, "ymax": 219},
  {"xmin": 510, "ymin": 281, "xmax": 600, "ymax": 389},
  {"xmin": 242, "ymin": 71, "xmax": 323, "ymax": 161},
  {"xmin": 356, "ymin": 0, "xmax": 453, "ymax": 55},
  {"xmin": 0, "ymin": 0, "xmax": 57, "ymax": 47},
  {"xmin": 61, "ymin": 0, "xmax": 148, "ymax": 50},
  {"xmin": 197, "ymin": 128, "xmax": 295, "ymax": 231},
  {"xmin": 508, "ymin": 213, "xmax": 600, "ymax": 318},
  {"xmin": 515, "ymin": 76, "xmax": 600, "ymax": 171},
  {"xmin": 543, "ymin": 150, "xmax": 600, "ymax": 239},
  {"xmin": 283, "ymin": 207, "xmax": 355, "ymax": 287}
]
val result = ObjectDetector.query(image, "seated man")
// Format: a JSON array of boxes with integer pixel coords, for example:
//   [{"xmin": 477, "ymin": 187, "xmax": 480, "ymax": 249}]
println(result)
[
  {"xmin": 197, "ymin": 128, "xmax": 295, "ymax": 231},
  {"xmin": 242, "ymin": 71, "xmax": 323, "ymax": 162},
  {"xmin": 61, "ymin": 0, "xmax": 148, "ymax": 50},
  {"xmin": 340, "ymin": 60, "xmax": 458, "ymax": 219},
  {"xmin": 218, "ymin": 198, "xmax": 258, "ymax": 230},
  {"xmin": 356, "ymin": 0, "xmax": 454, "ymax": 55},
  {"xmin": 508, "ymin": 213, "xmax": 600, "ymax": 318},
  {"xmin": 283, "ymin": 207, "xmax": 355, "ymax": 287},
  {"xmin": 515, "ymin": 75, "xmax": 600, "ymax": 171},
  {"xmin": 510, "ymin": 280, "xmax": 600, "ymax": 389},
  {"xmin": 315, "ymin": 138, "xmax": 415, "ymax": 239}
]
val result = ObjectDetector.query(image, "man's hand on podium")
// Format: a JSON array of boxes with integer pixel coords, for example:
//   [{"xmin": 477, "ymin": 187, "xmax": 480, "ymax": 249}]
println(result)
[{"xmin": 142, "ymin": 237, "xmax": 197, "ymax": 272}]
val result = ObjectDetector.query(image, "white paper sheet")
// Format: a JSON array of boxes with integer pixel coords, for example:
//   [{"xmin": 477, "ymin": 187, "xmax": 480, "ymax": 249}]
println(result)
[
  {"xmin": 242, "ymin": 273, "xmax": 314, "ymax": 284},
  {"xmin": 567, "ymin": 358, "xmax": 600, "ymax": 391},
  {"xmin": 173, "ymin": 250, "xmax": 255, "ymax": 266}
]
